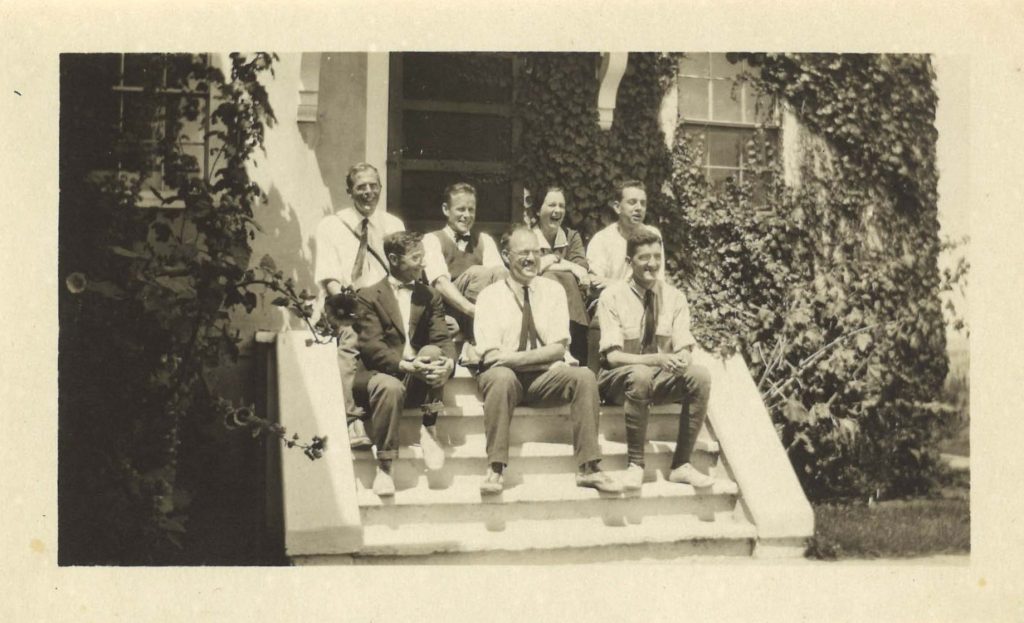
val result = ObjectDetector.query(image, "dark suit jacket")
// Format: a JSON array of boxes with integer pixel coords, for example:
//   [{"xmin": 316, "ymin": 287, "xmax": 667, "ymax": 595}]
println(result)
[{"xmin": 354, "ymin": 277, "xmax": 456, "ymax": 377}]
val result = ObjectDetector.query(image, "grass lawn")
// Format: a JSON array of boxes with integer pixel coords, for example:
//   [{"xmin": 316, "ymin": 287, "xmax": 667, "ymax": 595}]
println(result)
[{"xmin": 807, "ymin": 493, "xmax": 970, "ymax": 559}]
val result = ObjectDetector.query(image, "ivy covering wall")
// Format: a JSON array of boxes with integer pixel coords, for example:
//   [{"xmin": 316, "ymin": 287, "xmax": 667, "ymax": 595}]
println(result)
[{"xmin": 517, "ymin": 52, "xmax": 956, "ymax": 501}]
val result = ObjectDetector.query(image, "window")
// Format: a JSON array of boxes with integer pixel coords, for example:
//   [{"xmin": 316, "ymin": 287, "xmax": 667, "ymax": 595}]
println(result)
[
  {"xmin": 677, "ymin": 53, "xmax": 780, "ymax": 195},
  {"xmin": 60, "ymin": 53, "xmax": 213, "ymax": 207},
  {"xmin": 387, "ymin": 53, "xmax": 521, "ymax": 234}
]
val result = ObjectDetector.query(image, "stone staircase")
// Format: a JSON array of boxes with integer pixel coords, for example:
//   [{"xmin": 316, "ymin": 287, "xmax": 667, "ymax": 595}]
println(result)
[{"xmin": 269, "ymin": 331, "xmax": 813, "ymax": 565}]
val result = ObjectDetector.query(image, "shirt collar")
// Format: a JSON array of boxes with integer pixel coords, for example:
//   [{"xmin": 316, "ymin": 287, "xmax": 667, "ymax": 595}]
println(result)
[
  {"xmin": 507, "ymin": 276, "xmax": 535, "ymax": 293},
  {"xmin": 444, "ymin": 224, "xmax": 472, "ymax": 242},
  {"xmin": 388, "ymin": 276, "xmax": 415, "ymax": 291},
  {"xmin": 341, "ymin": 206, "xmax": 377, "ymax": 227},
  {"xmin": 629, "ymin": 277, "xmax": 658, "ymax": 299},
  {"xmin": 532, "ymin": 226, "xmax": 567, "ymax": 250}
]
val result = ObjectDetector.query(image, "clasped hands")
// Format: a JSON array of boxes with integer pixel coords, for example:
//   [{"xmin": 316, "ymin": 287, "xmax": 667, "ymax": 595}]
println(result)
[
  {"xmin": 649, "ymin": 350, "xmax": 692, "ymax": 375},
  {"xmin": 399, "ymin": 355, "xmax": 454, "ymax": 387}
]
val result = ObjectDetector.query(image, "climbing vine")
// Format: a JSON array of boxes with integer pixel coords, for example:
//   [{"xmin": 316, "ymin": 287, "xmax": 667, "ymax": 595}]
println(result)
[
  {"xmin": 515, "ymin": 52, "xmax": 675, "ymax": 238},
  {"xmin": 663, "ymin": 53, "xmax": 956, "ymax": 500},
  {"xmin": 59, "ymin": 53, "xmax": 323, "ymax": 563}
]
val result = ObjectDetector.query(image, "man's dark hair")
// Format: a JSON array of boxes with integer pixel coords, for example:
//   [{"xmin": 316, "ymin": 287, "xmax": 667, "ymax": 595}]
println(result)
[
  {"xmin": 613, "ymin": 179, "xmax": 646, "ymax": 202},
  {"xmin": 384, "ymin": 231, "xmax": 423, "ymax": 260},
  {"xmin": 499, "ymin": 224, "xmax": 534, "ymax": 254},
  {"xmin": 626, "ymin": 227, "xmax": 663, "ymax": 258},
  {"xmin": 443, "ymin": 182, "xmax": 477, "ymax": 205},
  {"xmin": 345, "ymin": 162, "xmax": 380, "ymax": 191}
]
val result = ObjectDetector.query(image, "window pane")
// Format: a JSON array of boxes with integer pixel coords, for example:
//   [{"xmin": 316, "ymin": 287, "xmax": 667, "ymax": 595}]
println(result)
[
  {"xmin": 681, "ymin": 127, "xmax": 709, "ymax": 165},
  {"xmin": 403, "ymin": 111, "xmax": 511, "ymax": 161},
  {"xmin": 403, "ymin": 53, "xmax": 513, "ymax": 104},
  {"xmin": 708, "ymin": 129, "xmax": 743, "ymax": 168},
  {"xmin": 709, "ymin": 167, "xmax": 739, "ymax": 189},
  {"xmin": 679, "ymin": 77, "xmax": 709, "ymax": 120},
  {"xmin": 399, "ymin": 171, "xmax": 511, "ymax": 226},
  {"xmin": 679, "ymin": 52, "xmax": 710, "ymax": 77},
  {"xmin": 123, "ymin": 53, "xmax": 165, "ymax": 86},
  {"xmin": 710, "ymin": 53, "xmax": 745, "ymax": 80},
  {"xmin": 166, "ymin": 95, "xmax": 207, "ymax": 144},
  {"xmin": 711, "ymin": 80, "xmax": 743, "ymax": 122}
]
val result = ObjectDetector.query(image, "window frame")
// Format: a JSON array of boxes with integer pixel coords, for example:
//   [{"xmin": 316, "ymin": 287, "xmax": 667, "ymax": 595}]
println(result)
[
  {"xmin": 677, "ymin": 52, "xmax": 781, "ymax": 189},
  {"xmin": 386, "ymin": 52, "xmax": 523, "ymax": 234}
]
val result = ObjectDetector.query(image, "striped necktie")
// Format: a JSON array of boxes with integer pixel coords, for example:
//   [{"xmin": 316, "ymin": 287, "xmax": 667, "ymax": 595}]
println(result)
[{"xmin": 351, "ymin": 217, "xmax": 369, "ymax": 282}]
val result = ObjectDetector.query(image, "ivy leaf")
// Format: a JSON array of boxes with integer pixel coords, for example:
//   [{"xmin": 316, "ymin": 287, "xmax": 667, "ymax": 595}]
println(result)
[
  {"xmin": 855, "ymin": 332, "xmax": 872, "ymax": 352},
  {"xmin": 271, "ymin": 296, "xmax": 290, "ymax": 307},
  {"xmin": 259, "ymin": 254, "xmax": 277, "ymax": 272}
]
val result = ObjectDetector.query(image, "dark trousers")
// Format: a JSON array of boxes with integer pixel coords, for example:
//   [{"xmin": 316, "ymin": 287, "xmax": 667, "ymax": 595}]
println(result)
[
  {"xmin": 477, "ymin": 364, "xmax": 602, "ymax": 467},
  {"xmin": 353, "ymin": 349, "xmax": 441, "ymax": 460},
  {"xmin": 598, "ymin": 363, "xmax": 711, "ymax": 469}
]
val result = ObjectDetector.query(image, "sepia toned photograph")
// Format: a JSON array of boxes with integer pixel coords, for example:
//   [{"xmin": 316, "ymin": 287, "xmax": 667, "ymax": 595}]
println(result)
[{"xmin": 57, "ymin": 50, "xmax": 970, "ymax": 568}]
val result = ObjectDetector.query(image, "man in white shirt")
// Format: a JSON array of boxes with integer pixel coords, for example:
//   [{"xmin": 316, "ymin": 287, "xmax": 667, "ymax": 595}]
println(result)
[
  {"xmin": 473, "ymin": 226, "xmax": 622, "ymax": 495},
  {"xmin": 353, "ymin": 232, "xmax": 456, "ymax": 496},
  {"xmin": 584, "ymin": 179, "xmax": 665, "ymax": 372},
  {"xmin": 585, "ymin": 179, "xmax": 666, "ymax": 287},
  {"xmin": 313, "ymin": 163, "xmax": 405, "ymax": 449},
  {"xmin": 421, "ymin": 182, "xmax": 507, "ymax": 342},
  {"xmin": 596, "ymin": 228, "xmax": 714, "ymax": 491}
]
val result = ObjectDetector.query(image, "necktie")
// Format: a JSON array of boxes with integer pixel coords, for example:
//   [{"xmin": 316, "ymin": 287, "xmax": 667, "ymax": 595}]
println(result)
[
  {"xmin": 641, "ymin": 288, "xmax": 656, "ymax": 353},
  {"xmin": 517, "ymin": 286, "xmax": 542, "ymax": 351},
  {"xmin": 351, "ymin": 217, "xmax": 369, "ymax": 283}
]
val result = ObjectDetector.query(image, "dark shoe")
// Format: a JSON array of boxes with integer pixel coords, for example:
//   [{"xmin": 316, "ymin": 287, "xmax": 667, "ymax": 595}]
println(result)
[
  {"xmin": 348, "ymin": 419, "xmax": 372, "ymax": 449},
  {"xmin": 479, "ymin": 466, "xmax": 504, "ymax": 495},
  {"xmin": 576, "ymin": 469, "xmax": 623, "ymax": 493}
]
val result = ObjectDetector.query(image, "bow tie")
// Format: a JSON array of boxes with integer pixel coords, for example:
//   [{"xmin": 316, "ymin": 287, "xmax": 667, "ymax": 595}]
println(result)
[
  {"xmin": 395, "ymin": 281, "xmax": 416, "ymax": 290},
  {"xmin": 455, "ymin": 233, "xmax": 472, "ymax": 244}
]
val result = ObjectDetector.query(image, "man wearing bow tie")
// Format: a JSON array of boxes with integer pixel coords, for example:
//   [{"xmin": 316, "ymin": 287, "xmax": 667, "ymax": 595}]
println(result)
[
  {"xmin": 421, "ymin": 182, "xmax": 507, "ymax": 342},
  {"xmin": 472, "ymin": 226, "xmax": 622, "ymax": 495},
  {"xmin": 353, "ymin": 231, "xmax": 456, "ymax": 496}
]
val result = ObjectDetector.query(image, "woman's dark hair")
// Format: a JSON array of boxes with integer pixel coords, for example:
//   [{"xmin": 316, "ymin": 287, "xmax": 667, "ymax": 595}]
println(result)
[{"xmin": 525, "ymin": 184, "xmax": 566, "ymax": 226}]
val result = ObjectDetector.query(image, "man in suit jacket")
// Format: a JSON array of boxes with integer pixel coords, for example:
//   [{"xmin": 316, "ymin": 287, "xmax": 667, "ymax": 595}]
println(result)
[{"xmin": 354, "ymin": 231, "xmax": 457, "ymax": 496}]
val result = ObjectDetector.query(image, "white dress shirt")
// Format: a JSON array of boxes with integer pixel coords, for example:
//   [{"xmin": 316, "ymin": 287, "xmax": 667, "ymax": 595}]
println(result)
[
  {"xmin": 586, "ymin": 223, "xmax": 666, "ymax": 283},
  {"xmin": 313, "ymin": 206, "xmax": 405, "ymax": 291},
  {"xmin": 422, "ymin": 225, "xmax": 503, "ymax": 285},
  {"xmin": 387, "ymin": 276, "xmax": 416, "ymax": 359},
  {"xmin": 474, "ymin": 276, "xmax": 573, "ymax": 364}
]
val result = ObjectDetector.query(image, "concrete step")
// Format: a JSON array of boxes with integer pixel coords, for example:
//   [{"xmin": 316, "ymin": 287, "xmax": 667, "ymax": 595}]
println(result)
[
  {"xmin": 396, "ymin": 404, "xmax": 720, "ymax": 449},
  {"xmin": 352, "ymin": 434, "xmax": 726, "ymax": 490},
  {"xmin": 354, "ymin": 468, "xmax": 739, "ymax": 526},
  {"xmin": 292, "ymin": 512, "xmax": 756, "ymax": 563}
]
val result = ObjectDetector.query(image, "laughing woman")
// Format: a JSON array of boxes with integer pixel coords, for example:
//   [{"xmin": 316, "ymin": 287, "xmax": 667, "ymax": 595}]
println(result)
[{"xmin": 527, "ymin": 185, "xmax": 592, "ymax": 363}]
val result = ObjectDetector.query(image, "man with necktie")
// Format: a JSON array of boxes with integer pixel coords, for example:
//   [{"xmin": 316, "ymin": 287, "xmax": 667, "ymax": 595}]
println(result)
[
  {"xmin": 421, "ymin": 182, "xmax": 507, "ymax": 343},
  {"xmin": 473, "ymin": 226, "xmax": 622, "ymax": 495},
  {"xmin": 314, "ymin": 163, "xmax": 406, "ymax": 450},
  {"xmin": 352, "ymin": 231, "xmax": 456, "ymax": 496},
  {"xmin": 596, "ymin": 228, "xmax": 715, "ymax": 491}
]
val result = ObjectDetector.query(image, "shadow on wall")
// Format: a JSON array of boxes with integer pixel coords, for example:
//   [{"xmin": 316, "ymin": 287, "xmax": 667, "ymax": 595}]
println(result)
[{"xmin": 245, "ymin": 184, "xmax": 319, "ymax": 332}]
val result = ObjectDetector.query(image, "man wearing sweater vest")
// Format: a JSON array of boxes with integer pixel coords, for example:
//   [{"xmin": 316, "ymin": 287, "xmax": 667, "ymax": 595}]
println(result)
[{"xmin": 421, "ymin": 182, "xmax": 507, "ymax": 343}]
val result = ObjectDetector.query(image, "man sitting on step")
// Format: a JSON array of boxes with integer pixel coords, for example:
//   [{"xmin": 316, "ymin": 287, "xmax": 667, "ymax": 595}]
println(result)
[
  {"xmin": 313, "ymin": 162, "xmax": 405, "ymax": 451},
  {"xmin": 421, "ymin": 182, "xmax": 508, "ymax": 344},
  {"xmin": 353, "ymin": 231, "xmax": 457, "ymax": 496},
  {"xmin": 473, "ymin": 226, "xmax": 622, "ymax": 495},
  {"xmin": 596, "ymin": 228, "xmax": 715, "ymax": 491}
]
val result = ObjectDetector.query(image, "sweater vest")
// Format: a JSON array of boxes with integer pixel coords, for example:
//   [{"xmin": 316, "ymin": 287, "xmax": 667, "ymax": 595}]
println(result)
[{"xmin": 432, "ymin": 230, "xmax": 485, "ymax": 280}]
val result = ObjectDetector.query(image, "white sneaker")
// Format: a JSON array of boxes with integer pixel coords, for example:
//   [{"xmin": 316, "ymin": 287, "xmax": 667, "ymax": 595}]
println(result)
[
  {"xmin": 420, "ymin": 424, "xmax": 446, "ymax": 471},
  {"xmin": 668, "ymin": 463, "xmax": 715, "ymax": 488},
  {"xmin": 623, "ymin": 463, "xmax": 645, "ymax": 491},
  {"xmin": 372, "ymin": 466, "xmax": 395, "ymax": 497}
]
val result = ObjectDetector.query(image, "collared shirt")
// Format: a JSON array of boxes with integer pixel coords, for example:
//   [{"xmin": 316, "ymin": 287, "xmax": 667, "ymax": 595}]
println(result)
[
  {"xmin": 532, "ymin": 225, "xmax": 568, "ymax": 253},
  {"xmin": 387, "ymin": 276, "xmax": 416, "ymax": 359},
  {"xmin": 597, "ymin": 278, "xmax": 695, "ymax": 355},
  {"xmin": 422, "ymin": 225, "xmax": 503, "ymax": 284},
  {"xmin": 586, "ymin": 223, "xmax": 666, "ymax": 284},
  {"xmin": 474, "ymin": 276, "xmax": 573, "ymax": 363},
  {"xmin": 314, "ymin": 206, "xmax": 405, "ymax": 291}
]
